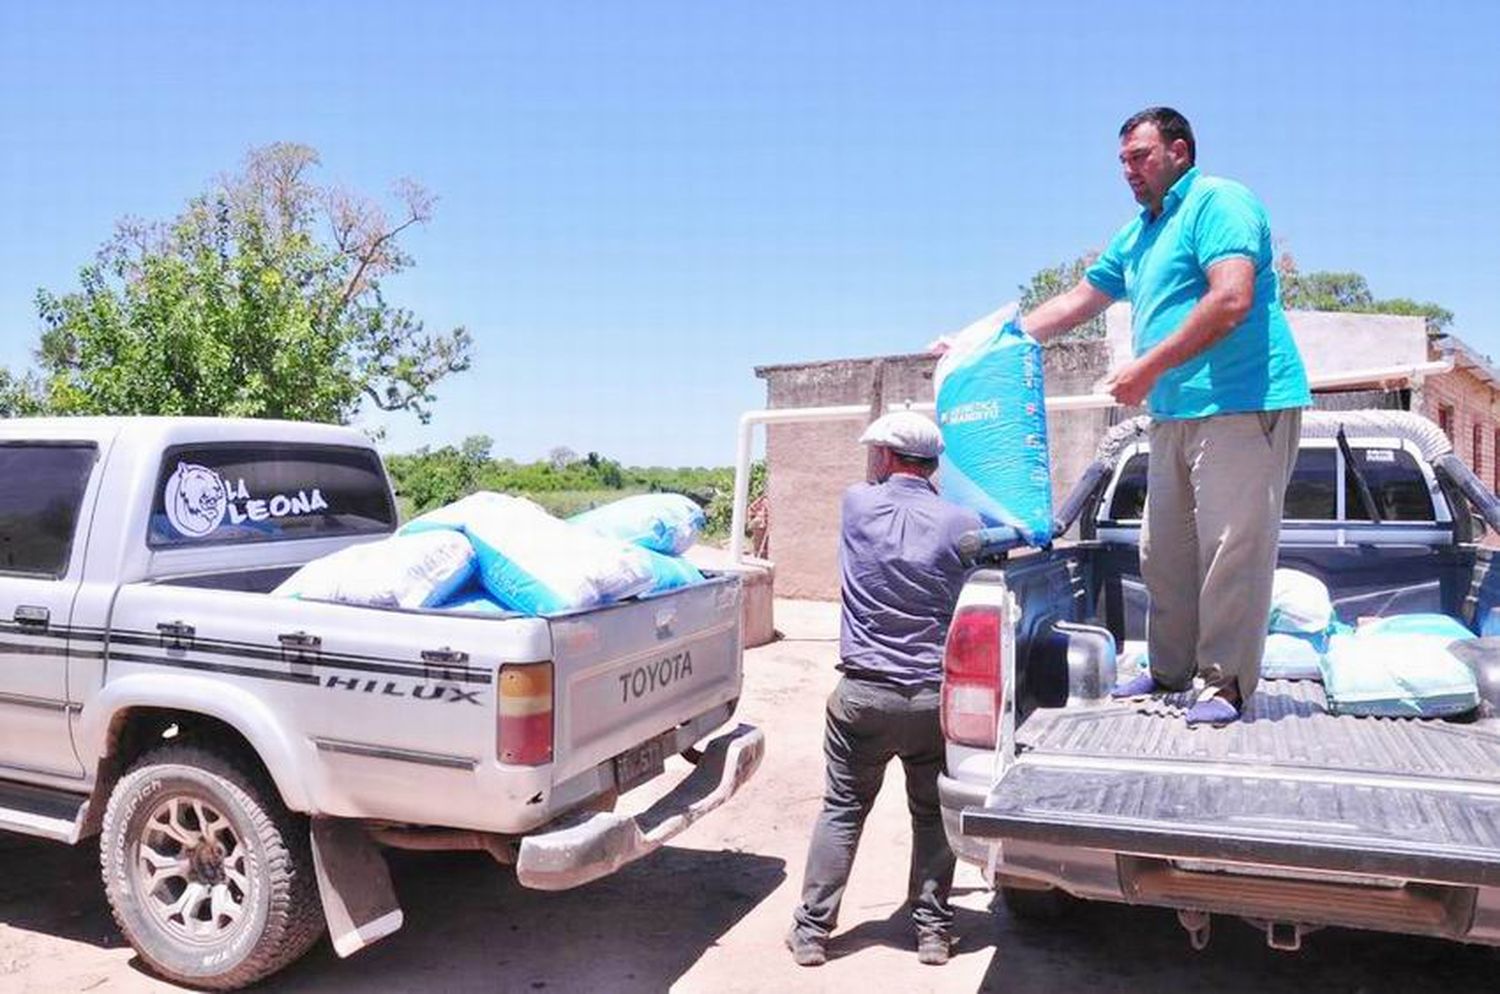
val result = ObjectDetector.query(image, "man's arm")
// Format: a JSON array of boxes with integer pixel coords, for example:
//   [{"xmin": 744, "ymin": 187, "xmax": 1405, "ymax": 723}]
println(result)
[
  {"xmin": 1103, "ymin": 257, "xmax": 1255, "ymax": 406},
  {"xmin": 1019, "ymin": 279, "xmax": 1115, "ymax": 344}
]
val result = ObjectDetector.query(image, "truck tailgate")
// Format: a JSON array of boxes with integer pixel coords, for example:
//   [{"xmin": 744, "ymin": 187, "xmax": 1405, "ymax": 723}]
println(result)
[
  {"xmin": 547, "ymin": 576, "xmax": 742, "ymax": 783},
  {"xmin": 962, "ymin": 681, "xmax": 1500, "ymax": 886}
]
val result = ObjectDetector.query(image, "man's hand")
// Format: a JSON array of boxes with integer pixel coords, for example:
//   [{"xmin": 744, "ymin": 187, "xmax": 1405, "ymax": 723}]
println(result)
[{"xmin": 1102, "ymin": 355, "xmax": 1161, "ymax": 407}]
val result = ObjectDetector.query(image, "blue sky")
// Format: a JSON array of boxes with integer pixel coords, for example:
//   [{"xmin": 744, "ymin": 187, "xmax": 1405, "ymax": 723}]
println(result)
[{"xmin": 2, "ymin": 2, "xmax": 1496, "ymax": 465}]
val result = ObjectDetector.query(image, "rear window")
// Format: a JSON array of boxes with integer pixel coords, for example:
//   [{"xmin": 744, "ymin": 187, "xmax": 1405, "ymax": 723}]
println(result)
[
  {"xmin": 0, "ymin": 443, "xmax": 98, "ymax": 577},
  {"xmin": 1344, "ymin": 447, "xmax": 1436, "ymax": 522},
  {"xmin": 1283, "ymin": 448, "xmax": 1337, "ymax": 520},
  {"xmin": 149, "ymin": 443, "xmax": 395, "ymax": 548},
  {"xmin": 1106, "ymin": 453, "xmax": 1149, "ymax": 521},
  {"xmin": 1103, "ymin": 445, "xmax": 1434, "ymax": 523}
]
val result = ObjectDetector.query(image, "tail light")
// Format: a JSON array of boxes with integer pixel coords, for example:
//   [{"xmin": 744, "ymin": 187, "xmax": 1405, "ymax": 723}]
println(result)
[
  {"xmin": 941, "ymin": 605, "xmax": 1003, "ymax": 748},
  {"xmin": 498, "ymin": 662, "xmax": 554, "ymax": 765}
]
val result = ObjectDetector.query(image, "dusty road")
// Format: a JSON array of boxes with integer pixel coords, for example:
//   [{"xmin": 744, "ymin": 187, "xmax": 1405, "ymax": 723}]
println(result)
[{"xmin": 2, "ymin": 600, "xmax": 1498, "ymax": 993}]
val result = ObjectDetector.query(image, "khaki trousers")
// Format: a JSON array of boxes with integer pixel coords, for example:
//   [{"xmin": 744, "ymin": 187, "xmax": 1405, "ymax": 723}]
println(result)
[{"xmin": 1141, "ymin": 409, "xmax": 1301, "ymax": 701}]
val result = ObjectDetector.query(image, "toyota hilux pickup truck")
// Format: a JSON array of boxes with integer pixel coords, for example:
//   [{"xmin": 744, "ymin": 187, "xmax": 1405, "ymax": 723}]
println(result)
[
  {"xmin": 0, "ymin": 416, "xmax": 762, "ymax": 989},
  {"xmin": 939, "ymin": 410, "xmax": 1500, "ymax": 954}
]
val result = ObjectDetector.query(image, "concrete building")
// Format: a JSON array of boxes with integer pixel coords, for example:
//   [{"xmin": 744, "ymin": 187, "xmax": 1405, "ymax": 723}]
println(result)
[{"xmin": 754, "ymin": 307, "xmax": 1499, "ymax": 600}]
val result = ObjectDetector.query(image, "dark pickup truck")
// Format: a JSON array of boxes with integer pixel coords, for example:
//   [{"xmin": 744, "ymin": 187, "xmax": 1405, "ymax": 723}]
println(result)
[{"xmin": 938, "ymin": 409, "xmax": 1500, "ymax": 952}]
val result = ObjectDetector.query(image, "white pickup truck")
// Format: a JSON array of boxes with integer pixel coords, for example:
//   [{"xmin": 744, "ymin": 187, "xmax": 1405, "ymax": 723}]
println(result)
[
  {"xmin": 939, "ymin": 410, "xmax": 1500, "ymax": 953},
  {"xmin": 0, "ymin": 416, "xmax": 763, "ymax": 989}
]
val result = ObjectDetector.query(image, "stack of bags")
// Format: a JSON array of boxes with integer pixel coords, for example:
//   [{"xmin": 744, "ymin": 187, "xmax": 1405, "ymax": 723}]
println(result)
[
  {"xmin": 274, "ymin": 492, "xmax": 707, "ymax": 617},
  {"xmin": 1266, "ymin": 568, "xmax": 1480, "ymax": 718},
  {"xmin": 1262, "ymin": 568, "xmax": 1351, "ymax": 681}
]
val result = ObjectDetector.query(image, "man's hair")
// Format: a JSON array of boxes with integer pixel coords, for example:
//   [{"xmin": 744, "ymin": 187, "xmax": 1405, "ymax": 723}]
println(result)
[
  {"xmin": 890, "ymin": 451, "xmax": 938, "ymax": 475},
  {"xmin": 1120, "ymin": 107, "xmax": 1195, "ymax": 165}
]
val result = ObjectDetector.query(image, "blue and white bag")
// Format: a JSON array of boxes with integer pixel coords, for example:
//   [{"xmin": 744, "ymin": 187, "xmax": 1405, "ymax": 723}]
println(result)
[
  {"xmin": 571, "ymin": 493, "xmax": 705, "ymax": 555},
  {"xmin": 1261, "ymin": 631, "xmax": 1327, "ymax": 681},
  {"xmin": 640, "ymin": 549, "xmax": 706, "ymax": 593},
  {"xmin": 273, "ymin": 530, "xmax": 475, "ymax": 609},
  {"xmin": 934, "ymin": 304, "xmax": 1053, "ymax": 545},
  {"xmin": 402, "ymin": 492, "xmax": 655, "ymax": 616},
  {"xmin": 1268, "ymin": 568, "xmax": 1335, "ymax": 635},
  {"xmin": 1319, "ymin": 632, "xmax": 1480, "ymax": 718}
]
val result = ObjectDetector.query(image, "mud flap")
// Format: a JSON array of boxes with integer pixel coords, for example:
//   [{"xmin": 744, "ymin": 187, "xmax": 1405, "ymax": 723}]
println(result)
[{"xmin": 311, "ymin": 817, "xmax": 404, "ymax": 957}]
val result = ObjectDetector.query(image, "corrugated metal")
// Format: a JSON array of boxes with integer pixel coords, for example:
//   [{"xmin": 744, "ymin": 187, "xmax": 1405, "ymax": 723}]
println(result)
[
  {"xmin": 1017, "ymin": 680, "xmax": 1500, "ymax": 782},
  {"xmin": 971, "ymin": 761, "xmax": 1500, "ymax": 885}
]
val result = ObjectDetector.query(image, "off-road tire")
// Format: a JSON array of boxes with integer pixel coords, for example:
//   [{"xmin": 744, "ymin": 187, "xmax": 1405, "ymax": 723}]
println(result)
[
  {"xmin": 999, "ymin": 884, "xmax": 1076, "ymax": 923},
  {"xmin": 100, "ymin": 742, "xmax": 325, "ymax": 989}
]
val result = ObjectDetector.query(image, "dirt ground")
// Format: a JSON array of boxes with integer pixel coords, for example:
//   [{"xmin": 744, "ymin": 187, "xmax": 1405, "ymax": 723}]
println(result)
[{"xmin": 2, "ymin": 599, "xmax": 1499, "ymax": 993}]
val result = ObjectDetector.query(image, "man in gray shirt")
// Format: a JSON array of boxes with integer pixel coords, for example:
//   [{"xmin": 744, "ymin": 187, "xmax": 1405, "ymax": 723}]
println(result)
[{"xmin": 787, "ymin": 411, "xmax": 981, "ymax": 968}]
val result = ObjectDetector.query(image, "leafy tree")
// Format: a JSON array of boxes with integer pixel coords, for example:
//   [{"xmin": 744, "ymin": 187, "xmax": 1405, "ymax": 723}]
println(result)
[
  {"xmin": 0, "ymin": 368, "xmax": 46, "ymax": 416},
  {"xmin": 382, "ymin": 443, "xmax": 767, "ymax": 541},
  {"xmin": 1276, "ymin": 251, "xmax": 1452, "ymax": 334},
  {"xmin": 8, "ymin": 143, "xmax": 471, "ymax": 422},
  {"xmin": 1018, "ymin": 254, "xmax": 1105, "ymax": 341}
]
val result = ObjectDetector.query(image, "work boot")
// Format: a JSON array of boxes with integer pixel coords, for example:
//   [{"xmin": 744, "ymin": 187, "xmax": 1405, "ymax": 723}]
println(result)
[
  {"xmin": 917, "ymin": 930, "xmax": 955, "ymax": 966},
  {"xmin": 785, "ymin": 926, "xmax": 827, "ymax": 967}
]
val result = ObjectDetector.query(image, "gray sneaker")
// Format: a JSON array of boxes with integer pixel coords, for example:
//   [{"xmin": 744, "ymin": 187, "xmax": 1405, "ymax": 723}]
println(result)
[{"xmin": 785, "ymin": 926, "xmax": 827, "ymax": 967}]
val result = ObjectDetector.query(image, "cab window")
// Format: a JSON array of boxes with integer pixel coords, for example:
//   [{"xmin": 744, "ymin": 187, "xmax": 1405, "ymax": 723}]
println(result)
[
  {"xmin": 149, "ymin": 443, "xmax": 396, "ymax": 547},
  {"xmin": 0, "ymin": 443, "xmax": 98, "ymax": 577}
]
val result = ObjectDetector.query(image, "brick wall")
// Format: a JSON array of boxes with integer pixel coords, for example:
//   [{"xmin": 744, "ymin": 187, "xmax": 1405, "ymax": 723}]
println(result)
[{"xmin": 1420, "ymin": 367, "xmax": 1500, "ymax": 486}]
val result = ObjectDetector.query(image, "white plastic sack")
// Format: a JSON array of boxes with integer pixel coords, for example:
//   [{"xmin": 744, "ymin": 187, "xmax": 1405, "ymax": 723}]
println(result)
[
  {"xmin": 1262, "ymin": 632, "xmax": 1326, "ymax": 681},
  {"xmin": 273, "ymin": 531, "xmax": 475, "ymax": 609},
  {"xmin": 1268, "ymin": 568, "xmax": 1334, "ymax": 634},
  {"xmin": 401, "ymin": 492, "xmax": 655, "ymax": 615},
  {"xmin": 1357, "ymin": 613, "xmax": 1473, "ymax": 641},
  {"xmin": 933, "ymin": 301, "xmax": 1053, "ymax": 545},
  {"xmin": 570, "ymin": 493, "xmax": 705, "ymax": 555},
  {"xmin": 1319, "ymin": 632, "xmax": 1480, "ymax": 718}
]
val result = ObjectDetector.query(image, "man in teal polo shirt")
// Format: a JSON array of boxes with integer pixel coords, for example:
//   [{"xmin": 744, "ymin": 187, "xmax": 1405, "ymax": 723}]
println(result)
[{"xmin": 1021, "ymin": 107, "xmax": 1310, "ymax": 725}]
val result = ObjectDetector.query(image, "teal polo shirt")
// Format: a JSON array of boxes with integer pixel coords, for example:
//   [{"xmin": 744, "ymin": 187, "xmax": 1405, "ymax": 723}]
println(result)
[{"xmin": 1085, "ymin": 167, "xmax": 1310, "ymax": 419}]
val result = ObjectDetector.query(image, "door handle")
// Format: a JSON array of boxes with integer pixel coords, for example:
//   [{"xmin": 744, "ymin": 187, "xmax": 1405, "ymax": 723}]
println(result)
[
  {"xmin": 420, "ymin": 646, "xmax": 470, "ymax": 679},
  {"xmin": 13, "ymin": 606, "xmax": 50, "ymax": 630},
  {"xmin": 279, "ymin": 631, "xmax": 322, "ymax": 650},
  {"xmin": 157, "ymin": 620, "xmax": 196, "ymax": 649}
]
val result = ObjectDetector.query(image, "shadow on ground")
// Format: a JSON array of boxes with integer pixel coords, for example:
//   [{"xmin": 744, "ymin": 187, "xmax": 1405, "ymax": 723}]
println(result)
[
  {"xmin": 978, "ymin": 896, "xmax": 1499, "ymax": 994},
  {"xmin": 276, "ymin": 846, "xmax": 786, "ymax": 993},
  {"xmin": 0, "ymin": 834, "xmax": 123, "ymax": 950},
  {"xmin": 1, "ymin": 834, "xmax": 785, "ymax": 994}
]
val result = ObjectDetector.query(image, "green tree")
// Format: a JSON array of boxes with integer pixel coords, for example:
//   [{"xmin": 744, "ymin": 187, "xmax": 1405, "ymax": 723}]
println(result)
[
  {"xmin": 1276, "ymin": 251, "xmax": 1452, "ymax": 334},
  {"xmin": 1018, "ymin": 254, "xmax": 1104, "ymax": 341},
  {"xmin": 0, "ymin": 368, "xmax": 46, "ymax": 416},
  {"xmin": 8, "ymin": 143, "xmax": 471, "ymax": 422}
]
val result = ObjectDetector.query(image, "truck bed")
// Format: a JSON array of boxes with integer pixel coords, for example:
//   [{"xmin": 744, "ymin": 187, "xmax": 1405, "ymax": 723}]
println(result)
[
  {"xmin": 1018, "ymin": 679, "xmax": 1500, "ymax": 781},
  {"xmin": 963, "ymin": 681, "xmax": 1500, "ymax": 887}
]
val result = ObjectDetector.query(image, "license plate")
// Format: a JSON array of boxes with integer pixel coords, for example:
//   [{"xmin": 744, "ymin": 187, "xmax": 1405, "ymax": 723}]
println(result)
[{"xmin": 612, "ymin": 733, "xmax": 669, "ymax": 793}]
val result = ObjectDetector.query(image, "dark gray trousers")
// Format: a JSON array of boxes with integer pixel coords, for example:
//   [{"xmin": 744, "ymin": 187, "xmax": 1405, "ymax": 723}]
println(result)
[{"xmin": 791, "ymin": 675, "xmax": 955, "ymax": 941}]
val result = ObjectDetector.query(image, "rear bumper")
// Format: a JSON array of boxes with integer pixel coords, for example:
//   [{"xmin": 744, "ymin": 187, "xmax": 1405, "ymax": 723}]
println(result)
[
  {"xmin": 938, "ymin": 772, "xmax": 994, "ymax": 870},
  {"xmin": 948, "ymin": 757, "xmax": 1500, "ymax": 946},
  {"xmin": 515, "ymin": 723, "xmax": 764, "ymax": 890}
]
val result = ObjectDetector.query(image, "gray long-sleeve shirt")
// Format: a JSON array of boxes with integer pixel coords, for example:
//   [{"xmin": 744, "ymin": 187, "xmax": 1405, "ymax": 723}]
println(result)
[{"xmin": 838, "ymin": 473, "xmax": 982, "ymax": 688}]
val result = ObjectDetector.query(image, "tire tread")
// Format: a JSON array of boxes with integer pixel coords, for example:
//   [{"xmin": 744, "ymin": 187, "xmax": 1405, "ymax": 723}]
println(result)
[{"xmin": 99, "ymin": 741, "xmax": 325, "ymax": 990}]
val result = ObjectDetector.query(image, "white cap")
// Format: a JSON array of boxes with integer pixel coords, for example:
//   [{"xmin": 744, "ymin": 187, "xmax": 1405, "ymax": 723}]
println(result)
[{"xmin": 859, "ymin": 411, "xmax": 944, "ymax": 459}]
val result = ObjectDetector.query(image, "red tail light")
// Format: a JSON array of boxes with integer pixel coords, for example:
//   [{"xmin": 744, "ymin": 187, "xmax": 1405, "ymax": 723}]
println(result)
[
  {"xmin": 941, "ymin": 605, "xmax": 1003, "ymax": 748},
  {"xmin": 498, "ymin": 662, "xmax": 554, "ymax": 765}
]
